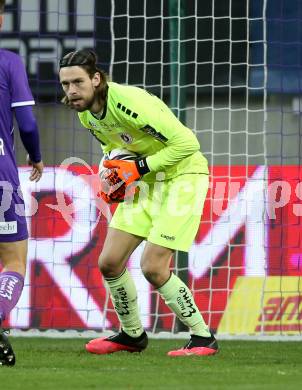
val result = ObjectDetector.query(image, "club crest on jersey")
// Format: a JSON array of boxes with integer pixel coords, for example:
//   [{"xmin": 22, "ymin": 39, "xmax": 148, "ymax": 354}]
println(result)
[{"xmin": 120, "ymin": 133, "xmax": 133, "ymax": 144}]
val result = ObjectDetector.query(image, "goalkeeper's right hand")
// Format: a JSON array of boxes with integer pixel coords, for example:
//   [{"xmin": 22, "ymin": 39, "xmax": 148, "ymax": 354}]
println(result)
[
  {"xmin": 98, "ymin": 169, "xmax": 127, "ymax": 204},
  {"xmin": 98, "ymin": 187, "xmax": 125, "ymax": 204}
]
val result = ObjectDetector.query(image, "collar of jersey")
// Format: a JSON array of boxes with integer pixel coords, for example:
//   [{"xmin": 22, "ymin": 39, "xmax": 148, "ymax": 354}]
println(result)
[
  {"xmin": 90, "ymin": 102, "xmax": 107, "ymax": 121},
  {"xmin": 90, "ymin": 84, "xmax": 108, "ymax": 120}
]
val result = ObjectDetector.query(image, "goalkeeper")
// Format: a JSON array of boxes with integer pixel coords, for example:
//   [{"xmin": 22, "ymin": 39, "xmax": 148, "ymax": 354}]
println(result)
[{"xmin": 59, "ymin": 49, "xmax": 218, "ymax": 357}]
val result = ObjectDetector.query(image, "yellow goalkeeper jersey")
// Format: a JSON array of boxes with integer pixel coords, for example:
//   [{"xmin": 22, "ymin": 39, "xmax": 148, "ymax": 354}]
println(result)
[{"xmin": 78, "ymin": 81, "xmax": 208, "ymax": 182}]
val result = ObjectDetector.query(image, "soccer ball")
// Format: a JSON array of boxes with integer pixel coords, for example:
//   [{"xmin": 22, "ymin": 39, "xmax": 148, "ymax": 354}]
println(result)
[
  {"xmin": 103, "ymin": 148, "xmax": 138, "ymax": 162},
  {"xmin": 99, "ymin": 148, "xmax": 138, "ymax": 203},
  {"xmin": 99, "ymin": 148, "xmax": 138, "ymax": 177}
]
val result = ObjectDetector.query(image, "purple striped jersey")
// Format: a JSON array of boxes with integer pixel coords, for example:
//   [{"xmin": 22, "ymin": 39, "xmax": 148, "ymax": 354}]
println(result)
[{"xmin": 0, "ymin": 49, "xmax": 35, "ymax": 189}]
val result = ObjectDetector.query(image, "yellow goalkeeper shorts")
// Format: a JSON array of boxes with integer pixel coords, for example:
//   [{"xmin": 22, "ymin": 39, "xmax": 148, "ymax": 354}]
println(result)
[{"xmin": 109, "ymin": 173, "xmax": 209, "ymax": 252}]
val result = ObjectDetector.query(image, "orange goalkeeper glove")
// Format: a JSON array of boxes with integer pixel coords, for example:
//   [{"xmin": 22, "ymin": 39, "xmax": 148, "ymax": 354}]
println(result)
[
  {"xmin": 98, "ymin": 169, "xmax": 127, "ymax": 204},
  {"xmin": 103, "ymin": 158, "xmax": 150, "ymax": 185},
  {"xmin": 98, "ymin": 168, "xmax": 139, "ymax": 204}
]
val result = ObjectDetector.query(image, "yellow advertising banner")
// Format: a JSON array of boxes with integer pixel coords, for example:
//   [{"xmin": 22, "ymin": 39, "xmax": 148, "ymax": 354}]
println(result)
[{"xmin": 218, "ymin": 277, "xmax": 302, "ymax": 335}]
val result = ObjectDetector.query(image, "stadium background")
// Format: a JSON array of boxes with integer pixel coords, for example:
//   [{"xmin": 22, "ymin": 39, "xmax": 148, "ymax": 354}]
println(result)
[{"xmin": 0, "ymin": 0, "xmax": 302, "ymax": 335}]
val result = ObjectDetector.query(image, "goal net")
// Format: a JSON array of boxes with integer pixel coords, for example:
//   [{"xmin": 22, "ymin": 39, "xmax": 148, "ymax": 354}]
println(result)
[{"xmin": 1, "ymin": 0, "xmax": 301, "ymax": 337}]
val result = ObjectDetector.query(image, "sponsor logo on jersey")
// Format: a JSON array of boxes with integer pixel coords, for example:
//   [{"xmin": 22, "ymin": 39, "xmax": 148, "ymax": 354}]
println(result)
[
  {"xmin": 89, "ymin": 121, "xmax": 121, "ymax": 130},
  {"xmin": 0, "ymin": 221, "xmax": 17, "ymax": 234},
  {"xmin": 141, "ymin": 125, "xmax": 168, "ymax": 143},
  {"xmin": 88, "ymin": 121, "xmax": 98, "ymax": 128},
  {"xmin": 102, "ymin": 122, "xmax": 121, "ymax": 129},
  {"xmin": 120, "ymin": 133, "xmax": 133, "ymax": 144}
]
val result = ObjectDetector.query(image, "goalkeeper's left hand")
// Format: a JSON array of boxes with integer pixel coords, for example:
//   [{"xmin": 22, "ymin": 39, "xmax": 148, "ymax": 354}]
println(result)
[{"xmin": 103, "ymin": 158, "xmax": 150, "ymax": 185}]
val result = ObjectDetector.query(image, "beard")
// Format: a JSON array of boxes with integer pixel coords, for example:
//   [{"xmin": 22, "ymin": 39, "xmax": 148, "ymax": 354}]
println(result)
[
  {"xmin": 68, "ymin": 85, "xmax": 106, "ymax": 113},
  {"xmin": 70, "ymin": 94, "xmax": 95, "ymax": 112}
]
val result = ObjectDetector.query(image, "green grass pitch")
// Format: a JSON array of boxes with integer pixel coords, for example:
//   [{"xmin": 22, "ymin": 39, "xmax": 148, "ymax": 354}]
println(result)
[{"xmin": 1, "ymin": 338, "xmax": 302, "ymax": 389}]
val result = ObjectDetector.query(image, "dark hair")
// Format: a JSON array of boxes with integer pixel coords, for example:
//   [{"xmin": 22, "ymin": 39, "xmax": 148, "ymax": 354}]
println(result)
[
  {"xmin": 59, "ymin": 49, "xmax": 108, "ymax": 106},
  {"xmin": 0, "ymin": 0, "xmax": 5, "ymax": 14}
]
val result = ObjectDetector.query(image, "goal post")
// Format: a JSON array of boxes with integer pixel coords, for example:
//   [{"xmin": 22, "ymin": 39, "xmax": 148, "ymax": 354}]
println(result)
[
  {"xmin": 168, "ymin": 0, "xmax": 187, "ymax": 124},
  {"xmin": 168, "ymin": 0, "xmax": 188, "ymax": 333}
]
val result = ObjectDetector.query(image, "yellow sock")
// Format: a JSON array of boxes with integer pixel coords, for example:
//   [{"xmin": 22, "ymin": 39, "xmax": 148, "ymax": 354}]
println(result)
[
  {"xmin": 158, "ymin": 273, "xmax": 211, "ymax": 337},
  {"xmin": 105, "ymin": 268, "xmax": 144, "ymax": 338}
]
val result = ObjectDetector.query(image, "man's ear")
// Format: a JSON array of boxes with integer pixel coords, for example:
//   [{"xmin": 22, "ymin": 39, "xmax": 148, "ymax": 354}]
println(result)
[{"xmin": 92, "ymin": 72, "xmax": 101, "ymax": 88}]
